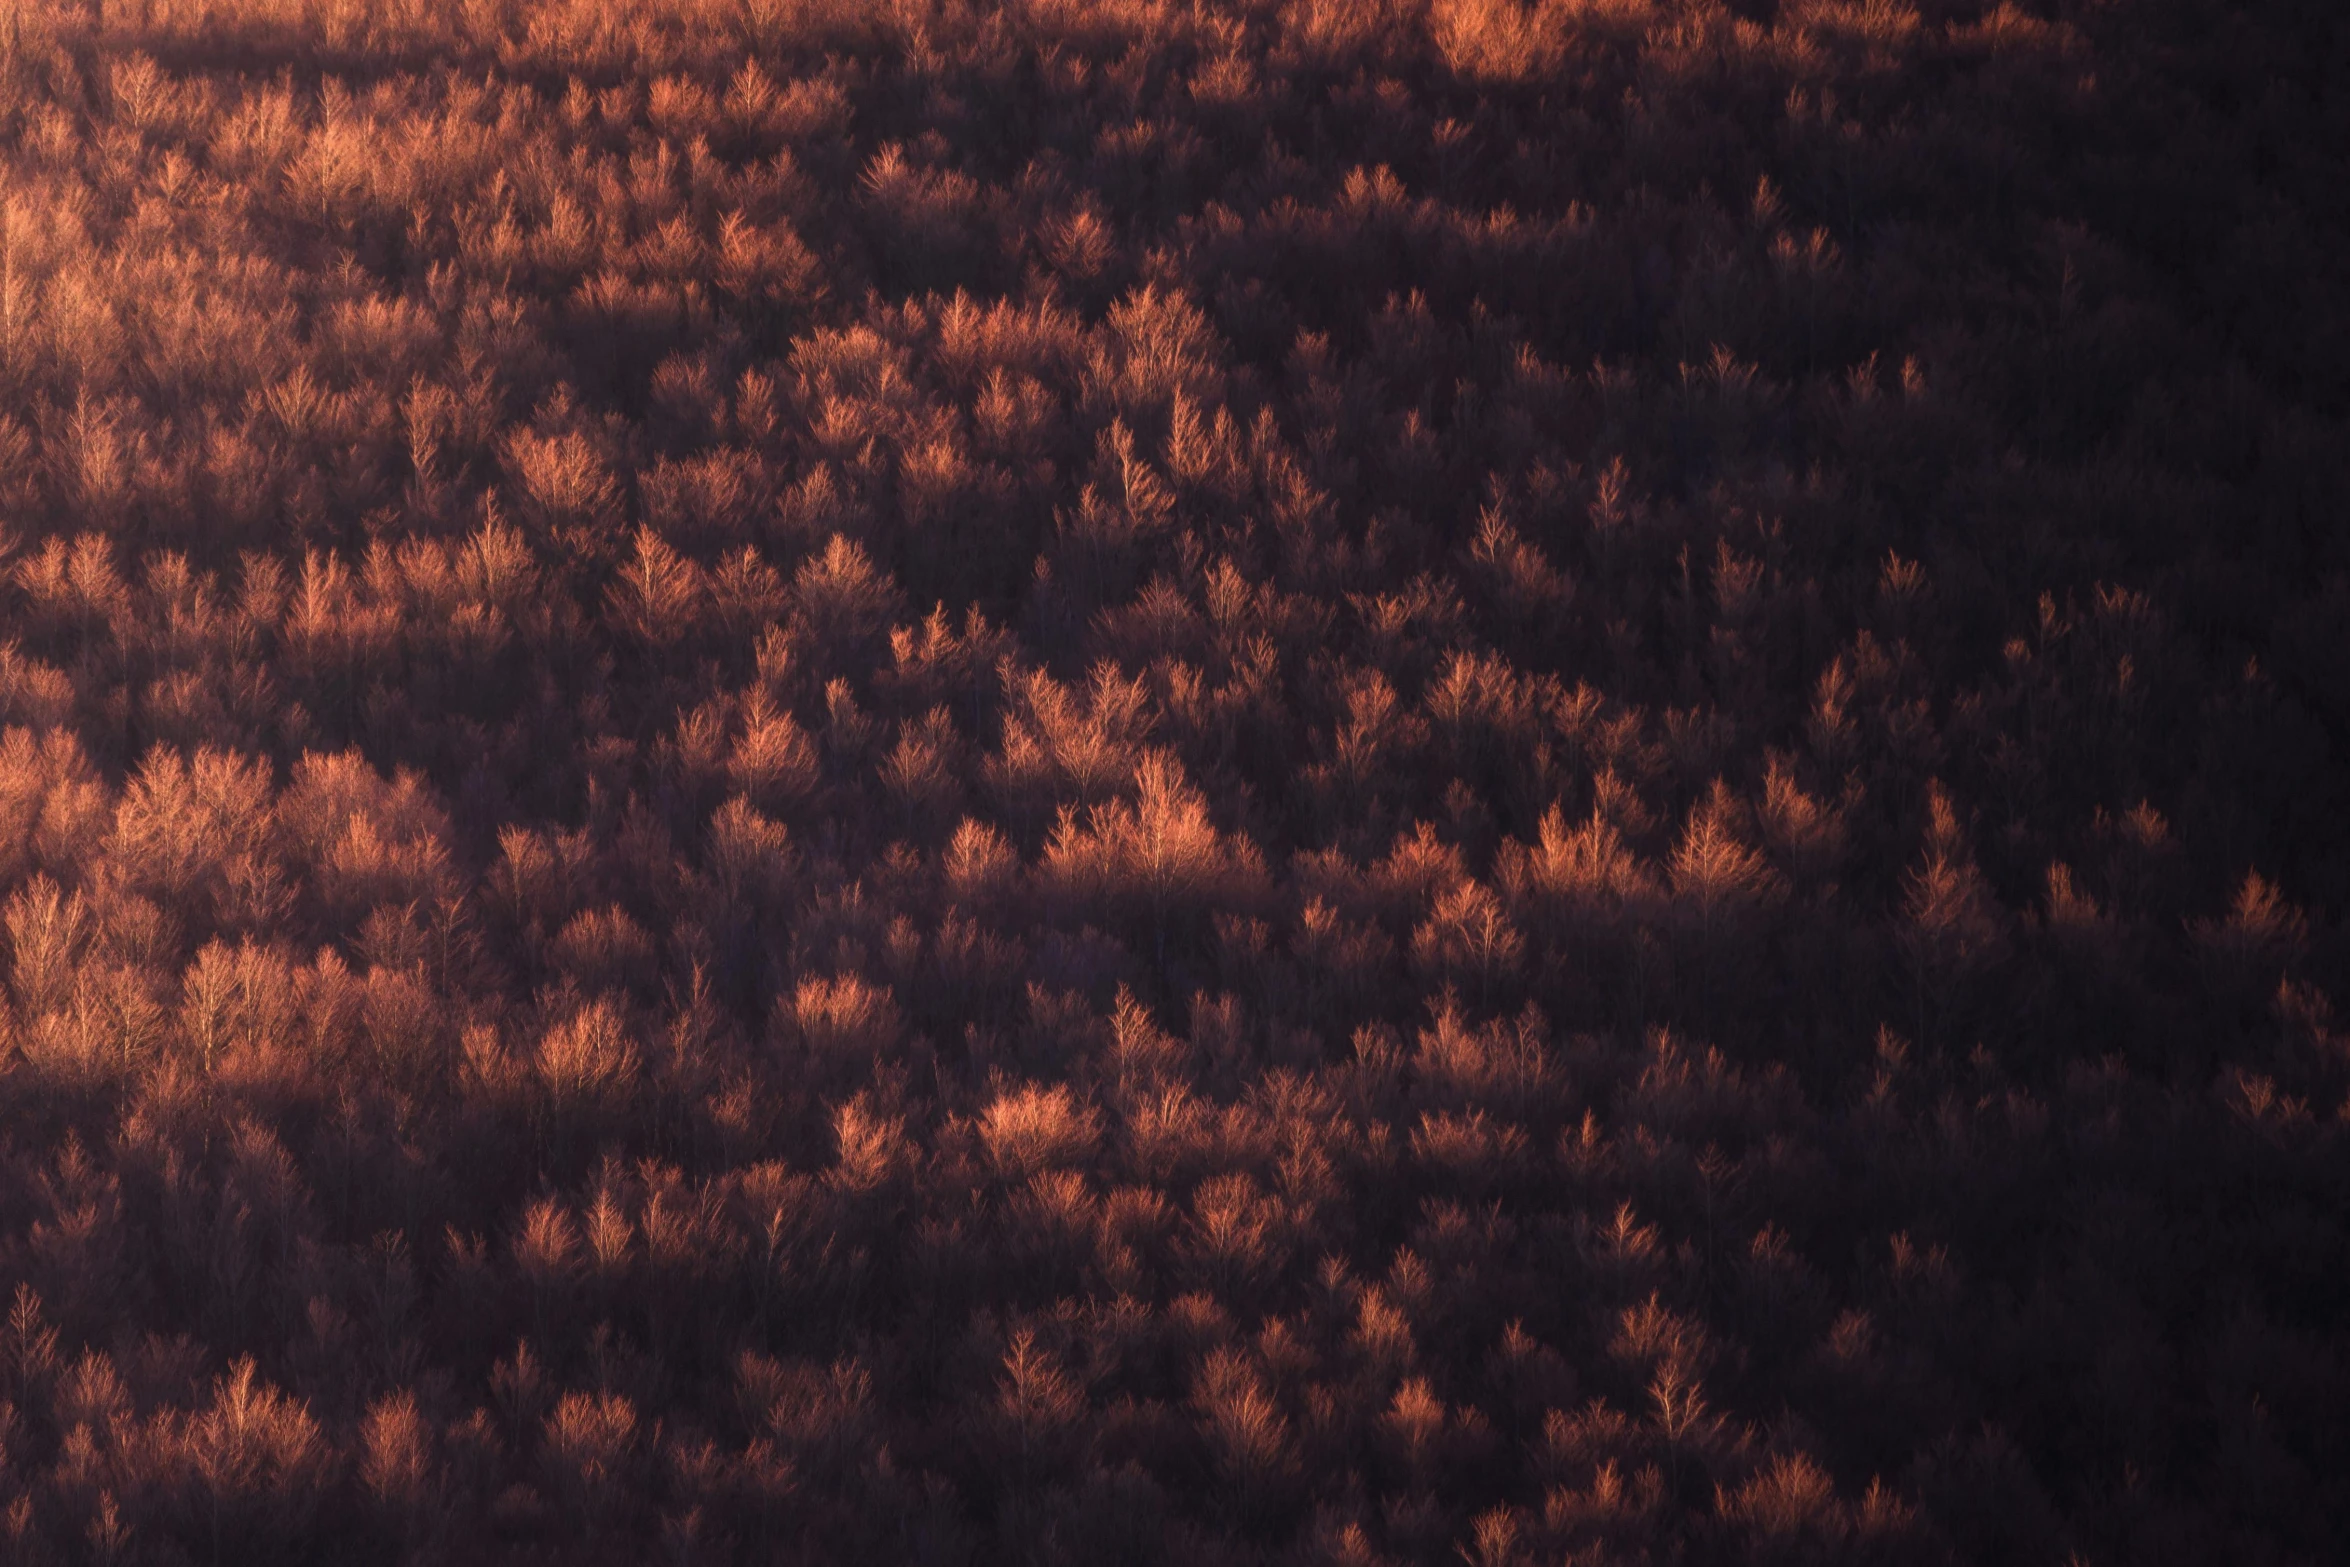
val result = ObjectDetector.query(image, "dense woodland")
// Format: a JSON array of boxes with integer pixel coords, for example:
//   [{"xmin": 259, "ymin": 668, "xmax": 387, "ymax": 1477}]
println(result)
[{"xmin": 0, "ymin": 0, "xmax": 2343, "ymax": 1561}]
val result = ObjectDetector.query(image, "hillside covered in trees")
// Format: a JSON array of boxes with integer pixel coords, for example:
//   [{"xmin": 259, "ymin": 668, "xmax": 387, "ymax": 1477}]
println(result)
[{"xmin": 0, "ymin": 0, "xmax": 2344, "ymax": 1561}]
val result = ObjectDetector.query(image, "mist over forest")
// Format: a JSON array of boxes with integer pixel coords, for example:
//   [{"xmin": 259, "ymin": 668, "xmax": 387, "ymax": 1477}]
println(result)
[{"xmin": 0, "ymin": 0, "xmax": 2343, "ymax": 1562}]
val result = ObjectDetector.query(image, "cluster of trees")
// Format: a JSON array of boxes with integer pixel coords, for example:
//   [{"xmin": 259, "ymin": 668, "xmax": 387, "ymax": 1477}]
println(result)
[{"xmin": 0, "ymin": 0, "xmax": 2343, "ymax": 1560}]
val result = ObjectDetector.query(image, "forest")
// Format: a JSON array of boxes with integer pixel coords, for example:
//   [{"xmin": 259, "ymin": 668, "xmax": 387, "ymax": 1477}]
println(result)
[{"xmin": 0, "ymin": 0, "xmax": 2343, "ymax": 1561}]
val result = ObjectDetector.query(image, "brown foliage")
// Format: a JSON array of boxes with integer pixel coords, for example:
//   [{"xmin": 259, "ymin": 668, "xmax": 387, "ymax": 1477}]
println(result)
[{"xmin": 0, "ymin": 3, "xmax": 2335, "ymax": 1564}]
